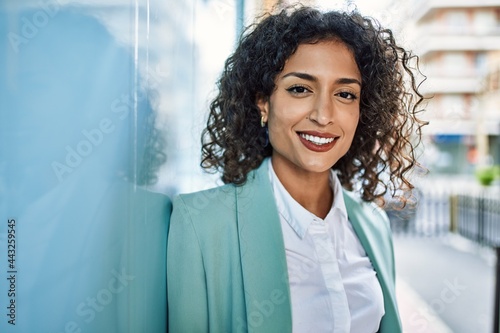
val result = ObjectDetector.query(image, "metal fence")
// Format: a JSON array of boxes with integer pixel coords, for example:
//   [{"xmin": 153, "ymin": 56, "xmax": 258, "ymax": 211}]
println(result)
[
  {"xmin": 456, "ymin": 193, "xmax": 500, "ymax": 247},
  {"xmin": 386, "ymin": 180, "xmax": 500, "ymax": 242},
  {"xmin": 387, "ymin": 187, "xmax": 451, "ymax": 236}
]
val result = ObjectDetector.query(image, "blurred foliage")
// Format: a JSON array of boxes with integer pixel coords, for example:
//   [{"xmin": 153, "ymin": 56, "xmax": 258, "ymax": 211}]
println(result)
[{"xmin": 475, "ymin": 165, "xmax": 500, "ymax": 186}]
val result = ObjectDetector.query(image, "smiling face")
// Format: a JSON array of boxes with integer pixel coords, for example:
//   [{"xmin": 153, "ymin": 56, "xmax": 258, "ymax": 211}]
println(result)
[{"xmin": 257, "ymin": 40, "xmax": 361, "ymax": 179}]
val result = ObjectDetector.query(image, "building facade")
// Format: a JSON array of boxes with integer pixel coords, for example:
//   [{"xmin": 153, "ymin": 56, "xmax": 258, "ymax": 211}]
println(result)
[{"xmin": 404, "ymin": 0, "xmax": 500, "ymax": 174}]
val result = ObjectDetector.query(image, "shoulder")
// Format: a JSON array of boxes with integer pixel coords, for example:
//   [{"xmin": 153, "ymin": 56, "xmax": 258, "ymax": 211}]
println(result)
[
  {"xmin": 169, "ymin": 183, "xmax": 255, "ymax": 259},
  {"xmin": 172, "ymin": 184, "xmax": 237, "ymax": 221},
  {"xmin": 172, "ymin": 161, "xmax": 270, "ymax": 222}
]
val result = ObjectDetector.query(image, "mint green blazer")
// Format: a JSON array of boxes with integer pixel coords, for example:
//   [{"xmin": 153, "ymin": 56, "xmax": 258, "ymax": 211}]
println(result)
[{"xmin": 167, "ymin": 162, "xmax": 402, "ymax": 333}]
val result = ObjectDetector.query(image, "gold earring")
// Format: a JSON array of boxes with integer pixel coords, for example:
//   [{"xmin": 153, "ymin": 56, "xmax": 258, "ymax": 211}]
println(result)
[{"xmin": 261, "ymin": 116, "xmax": 266, "ymax": 127}]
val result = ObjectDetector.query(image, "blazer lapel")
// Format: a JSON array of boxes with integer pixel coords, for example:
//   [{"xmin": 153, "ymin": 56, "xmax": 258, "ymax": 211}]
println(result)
[
  {"xmin": 235, "ymin": 161, "xmax": 293, "ymax": 332},
  {"xmin": 343, "ymin": 191, "xmax": 401, "ymax": 331},
  {"xmin": 343, "ymin": 191, "xmax": 394, "ymax": 283}
]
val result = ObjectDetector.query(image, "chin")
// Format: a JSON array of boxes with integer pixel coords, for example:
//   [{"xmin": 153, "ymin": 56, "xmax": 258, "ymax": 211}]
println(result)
[{"xmin": 302, "ymin": 161, "xmax": 336, "ymax": 173}]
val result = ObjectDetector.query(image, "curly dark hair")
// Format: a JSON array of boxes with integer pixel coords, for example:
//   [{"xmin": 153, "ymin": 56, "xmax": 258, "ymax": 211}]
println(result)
[{"xmin": 201, "ymin": 5, "xmax": 428, "ymax": 203}]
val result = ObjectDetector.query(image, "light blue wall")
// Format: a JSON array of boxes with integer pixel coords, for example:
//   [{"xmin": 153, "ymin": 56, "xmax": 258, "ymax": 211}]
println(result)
[{"xmin": 0, "ymin": 2, "xmax": 172, "ymax": 332}]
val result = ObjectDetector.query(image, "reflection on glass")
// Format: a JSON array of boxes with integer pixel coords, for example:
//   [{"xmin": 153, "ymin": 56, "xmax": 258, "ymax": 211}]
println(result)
[{"xmin": 0, "ymin": 1, "xmax": 171, "ymax": 332}]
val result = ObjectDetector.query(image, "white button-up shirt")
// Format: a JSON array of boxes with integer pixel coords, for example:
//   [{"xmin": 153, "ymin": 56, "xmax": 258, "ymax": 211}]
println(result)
[{"xmin": 268, "ymin": 159, "xmax": 385, "ymax": 333}]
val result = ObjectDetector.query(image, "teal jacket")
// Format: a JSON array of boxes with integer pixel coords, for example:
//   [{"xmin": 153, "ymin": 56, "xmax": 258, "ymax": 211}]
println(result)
[{"xmin": 167, "ymin": 162, "xmax": 402, "ymax": 333}]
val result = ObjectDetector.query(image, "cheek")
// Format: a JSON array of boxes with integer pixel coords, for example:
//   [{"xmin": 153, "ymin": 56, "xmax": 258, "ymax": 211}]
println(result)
[
  {"xmin": 266, "ymin": 112, "xmax": 283, "ymax": 144},
  {"xmin": 344, "ymin": 112, "xmax": 360, "ymax": 137},
  {"xmin": 342, "ymin": 117, "xmax": 359, "ymax": 153},
  {"xmin": 352, "ymin": 115, "xmax": 360, "ymax": 133},
  {"xmin": 268, "ymin": 105, "xmax": 295, "ymax": 133}
]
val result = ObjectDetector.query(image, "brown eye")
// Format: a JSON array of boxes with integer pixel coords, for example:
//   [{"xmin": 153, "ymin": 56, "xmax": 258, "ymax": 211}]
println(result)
[
  {"xmin": 286, "ymin": 85, "xmax": 311, "ymax": 94},
  {"xmin": 337, "ymin": 91, "xmax": 357, "ymax": 100}
]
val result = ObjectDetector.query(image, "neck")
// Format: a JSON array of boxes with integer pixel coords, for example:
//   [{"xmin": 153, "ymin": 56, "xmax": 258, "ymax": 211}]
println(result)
[{"xmin": 271, "ymin": 157, "xmax": 333, "ymax": 219}]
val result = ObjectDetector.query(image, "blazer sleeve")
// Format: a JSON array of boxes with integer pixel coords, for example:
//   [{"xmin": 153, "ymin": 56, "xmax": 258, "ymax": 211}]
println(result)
[{"xmin": 167, "ymin": 195, "xmax": 208, "ymax": 332}]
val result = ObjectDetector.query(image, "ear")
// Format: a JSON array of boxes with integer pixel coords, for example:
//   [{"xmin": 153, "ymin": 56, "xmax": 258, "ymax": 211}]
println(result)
[{"xmin": 256, "ymin": 94, "xmax": 269, "ymax": 123}]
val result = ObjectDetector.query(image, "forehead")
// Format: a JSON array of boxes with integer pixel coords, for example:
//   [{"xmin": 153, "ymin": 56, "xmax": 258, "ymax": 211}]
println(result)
[{"xmin": 280, "ymin": 41, "xmax": 361, "ymax": 81}]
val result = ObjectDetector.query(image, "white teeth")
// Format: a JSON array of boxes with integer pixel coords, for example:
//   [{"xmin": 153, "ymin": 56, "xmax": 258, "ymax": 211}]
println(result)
[{"xmin": 300, "ymin": 133, "xmax": 335, "ymax": 145}]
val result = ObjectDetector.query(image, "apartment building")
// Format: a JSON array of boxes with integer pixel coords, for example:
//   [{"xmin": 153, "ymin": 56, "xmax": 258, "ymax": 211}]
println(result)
[
  {"xmin": 479, "ymin": 50, "xmax": 500, "ymax": 165},
  {"xmin": 405, "ymin": 0, "xmax": 500, "ymax": 173}
]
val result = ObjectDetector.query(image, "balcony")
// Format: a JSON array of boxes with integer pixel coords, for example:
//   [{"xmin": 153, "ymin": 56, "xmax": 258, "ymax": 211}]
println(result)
[
  {"xmin": 411, "ymin": 0, "xmax": 500, "ymax": 23},
  {"xmin": 417, "ymin": 34, "xmax": 500, "ymax": 57},
  {"xmin": 421, "ymin": 76, "xmax": 482, "ymax": 95},
  {"xmin": 422, "ymin": 119, "xmax": 476, "ymax": 135},
  {"xmin": 422, "ymin": 100, "xmax": 500, "ymax": 135}
]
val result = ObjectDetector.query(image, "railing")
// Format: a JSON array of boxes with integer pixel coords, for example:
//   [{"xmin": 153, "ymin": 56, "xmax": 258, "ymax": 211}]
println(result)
[
  {"xmin": 454, "ymin": 190, "xmax": 500, "ymax": 333},
  {"xmin": 387, "ymin": 187, "xmax": 451, "ymax": 236},
  {"xmin": 456, "ymin": 193, "xmax": 500, "ymax": 247},
  {"xmin": 386, "ymin": 181, "xmax": 500, "ymax": 240}
]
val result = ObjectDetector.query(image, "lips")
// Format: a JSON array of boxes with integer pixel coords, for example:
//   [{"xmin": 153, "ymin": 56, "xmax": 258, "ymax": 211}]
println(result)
[{"xmin": 297, "ymin": 131, "xmax": 339, "ymax": 152}]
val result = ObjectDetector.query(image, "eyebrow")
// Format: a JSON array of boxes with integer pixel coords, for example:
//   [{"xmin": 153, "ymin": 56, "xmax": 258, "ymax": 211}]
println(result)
[{"xmin": 281, "ymin": 72, "xmax": 362, "ymax": 87}]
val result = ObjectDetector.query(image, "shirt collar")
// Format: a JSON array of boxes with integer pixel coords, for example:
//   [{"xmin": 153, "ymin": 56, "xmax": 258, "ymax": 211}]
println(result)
[{"xmin": 267, "ymin": 158, "xmax": 348, "ymax": 239}]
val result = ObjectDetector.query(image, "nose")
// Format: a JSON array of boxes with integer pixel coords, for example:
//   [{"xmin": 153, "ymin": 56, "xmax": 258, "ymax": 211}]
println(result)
[{"xmin": 308, "ymin": 92, "xmax": 334, "ymax": 126}]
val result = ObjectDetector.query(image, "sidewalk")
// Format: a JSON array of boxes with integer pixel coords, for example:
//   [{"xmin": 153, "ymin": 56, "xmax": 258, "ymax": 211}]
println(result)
[
  {"xmin": 397, "ymin": 276, "xmax": 453, "ymax": 333},
  {"xmin": 393, "ymin": 234, "xmax": 495, "ymax": 333}
]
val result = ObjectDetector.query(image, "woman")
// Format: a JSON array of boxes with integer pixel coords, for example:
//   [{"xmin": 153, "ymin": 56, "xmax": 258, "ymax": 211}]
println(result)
[{"xmin": 167, "ymin": 6, "xmax": 426, "ymax": 333}]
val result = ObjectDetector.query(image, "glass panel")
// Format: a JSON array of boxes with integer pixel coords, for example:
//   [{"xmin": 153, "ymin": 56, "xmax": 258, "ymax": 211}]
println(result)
[{"xmin": 0, "ymin": 0, "xmax": 189, "ymax": 331}]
